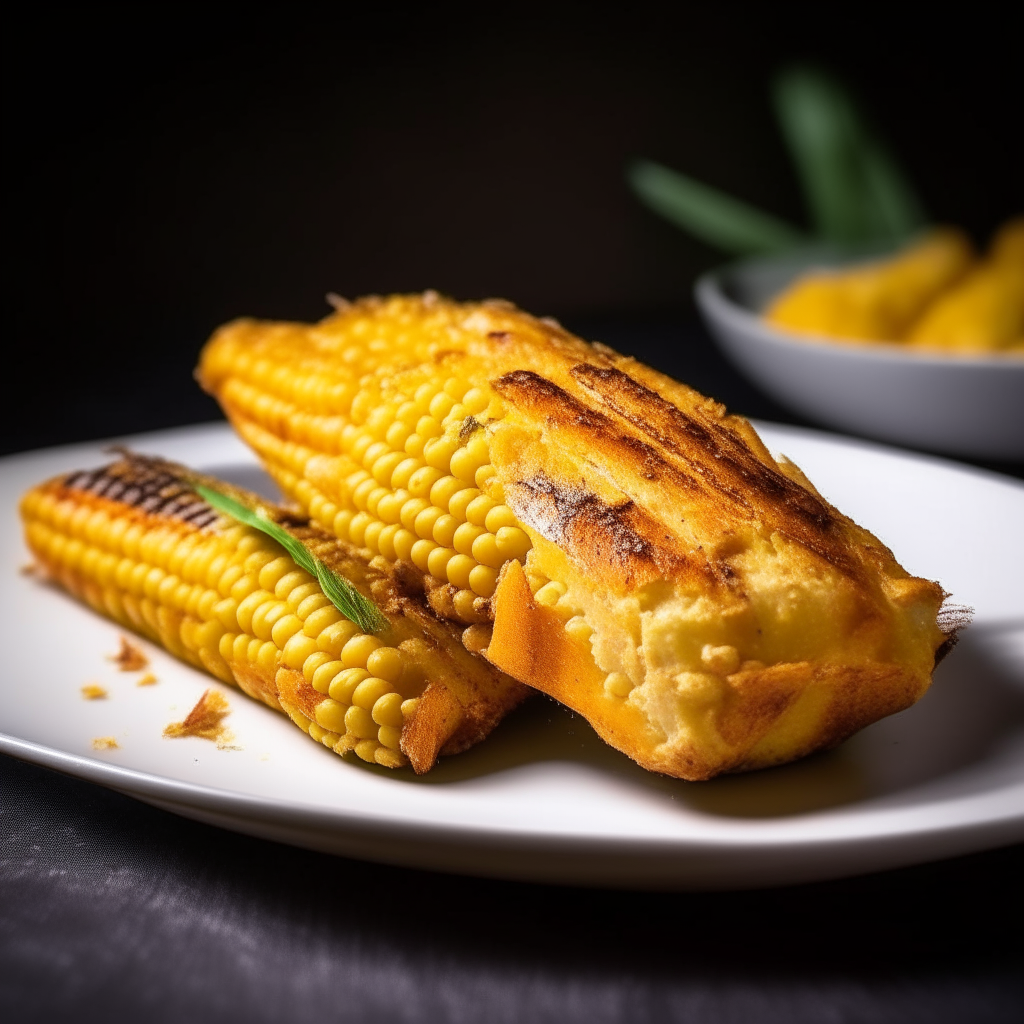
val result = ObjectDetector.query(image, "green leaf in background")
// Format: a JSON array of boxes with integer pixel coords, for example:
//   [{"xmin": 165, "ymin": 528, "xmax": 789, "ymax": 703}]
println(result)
[
  {"xmin": 772, "ymin": 66, "xmax": 925, "ymax": 244},
  {"xmin": 195, "ymin": 484, "xmax": 387, "ymax": 635},
  {"xmin": 628, "ymin": 159, "xmax": 805, "ymax": 255}
]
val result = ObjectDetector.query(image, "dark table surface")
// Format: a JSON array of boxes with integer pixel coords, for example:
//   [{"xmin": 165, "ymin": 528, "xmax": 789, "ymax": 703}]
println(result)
[{"xmin": 2, "ymin": 315, "xmax": 1022, "ymax": 1022}]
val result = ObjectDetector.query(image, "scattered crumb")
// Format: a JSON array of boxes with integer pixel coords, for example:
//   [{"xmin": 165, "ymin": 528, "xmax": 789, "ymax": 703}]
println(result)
[
  {"xmin": 81, "ymin": 684, "xmax": 108, "ymax": 700},
  {"xmin": 20, "ymin": 562, "xmax": 42, "ymax": 577},
  {"xmin": 136, "ymin": 672, "xmax": 158, "ymax": 687},
  {"xmin": 164, "ymin": 689, "xmax": 233, "ymax": 746},
  {"xmin": 109, "ymin": 636, "xmax": 149, "ymax": 672},
  {"xmin": 92, "ymin": 736, "xmax": 119, "ymax": 750}
]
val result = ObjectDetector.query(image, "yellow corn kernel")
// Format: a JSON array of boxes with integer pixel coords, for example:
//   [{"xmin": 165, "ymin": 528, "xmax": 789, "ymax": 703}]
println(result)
[
  {"xmin": 427, "ymin": 546, "xmax": 455, "ymax": 579},
  {"xmin": 468, "ymin": 564, "xmax": 497, "ymax": 598},
  {"xmin": 432, "ymin": 514, "xmax": 459, "ymax": 548},
  {"xmin": 535, "ymin": 581, "xmax": 566, "ymax": 607},
  {"xmin": 329, "ymin": 666, "xmax": 369, "ymax": 703},
  {"xmin": 453, "ymin": 522, "xmax": 485, "ymax": 556},
  {"xmin": 446, "ymin": 553, "xmax": 476, "ymax": 589},
  {"xmin": 429, "ymin": 475, "xmax": 463, "ymax": 510},
  {"xmin": 565, "ymin": 616, "xmax": 593, "ymax": 642},
  {"xmin": 470, "ymin": 532, "xmax": 503, "ymax": 569},
  {"xmin": 310, "ymin": 658, "xmax": 345, "ymax": 693},
  {"xmin": 448, "ymin": 488, "xmax": 480, "ymax": 521},
  {"xmin": 317, "ymin": 618, "xmax": 361, "ymax": 656},
  {"xmin": 410, "ymin": 538, "xmax": 434, "ymax": 572},
  {"xmin": 341, "ymin": 633, "xmax": 381, "ymax": 668},
  {"xmin": 495, "ymin": 526, "xmax": 531, "ymax": 561},
  {"xmin": 377, "ymin": 725, "xmax": 403, "ymax": 750},
  {"xmin": 352, "ymin": 676, "xmax": 393, "ymax": 710},
  {"xmin": 345, "ymin": 705, "xmax": 379, "ymax": 739},
  {"xmin": 372, "ymin": 691, "xmax": 405, "ymax": 728},
  {"xmin": 303, "ymin": 651, "xmax": 335, "ymax": 684},
  {"xmin": 282, "ymin": 633, "xmax": 319, "ymax": 669},
  {"xmin": 424, "ymin": 437, "xmax": 459, "ymax": 472},
  {"xmin": 366, "ymin": 646, "xmax": 403, "ymax": 682},
  {"xmin": 355, "ymin": 739, "xmax": 380, "ymax": 762},
  {"xmin": 315, "ymin": 698, "xmax": 349, "ymax": 733},
  {"xmin": 605, "ymin": 672, "xmax": 634, "ymax": 698}
]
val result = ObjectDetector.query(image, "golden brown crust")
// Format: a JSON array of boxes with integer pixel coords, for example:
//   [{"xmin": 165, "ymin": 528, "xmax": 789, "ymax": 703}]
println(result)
[{"xmin": 197, "ymin": 293, "xmax": 954, "ymax": 780}]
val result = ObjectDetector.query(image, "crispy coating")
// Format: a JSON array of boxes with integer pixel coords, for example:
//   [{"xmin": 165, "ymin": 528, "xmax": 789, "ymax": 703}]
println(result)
[{"xmin": 198, "ymin": 293, "xmax": 956, "ymax": 779}]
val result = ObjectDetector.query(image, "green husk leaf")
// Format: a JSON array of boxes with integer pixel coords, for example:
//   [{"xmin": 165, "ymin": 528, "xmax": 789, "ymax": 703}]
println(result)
[
  {"xmin": 195, "ymin": 484, "xmax": 387, "ymax": 635},
  {"xmin": 773, "ymin": 66, "xmax": 925, "ymax": 243},
  {"xmin": 628, "ymin": 159, "xmax": 805, "ymax": 255}
]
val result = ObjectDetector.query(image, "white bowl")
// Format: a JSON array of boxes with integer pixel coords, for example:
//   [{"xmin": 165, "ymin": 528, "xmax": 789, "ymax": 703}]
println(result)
[{"xmin": 695, "ymin": 251, "xmax": 1024, "ymax": 460}]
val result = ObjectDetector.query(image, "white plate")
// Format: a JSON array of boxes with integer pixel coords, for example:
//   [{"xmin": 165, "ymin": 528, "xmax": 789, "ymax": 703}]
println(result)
[{"xmin": 2, "ymin": 423, "xmax": 1023, "ymax": 889}]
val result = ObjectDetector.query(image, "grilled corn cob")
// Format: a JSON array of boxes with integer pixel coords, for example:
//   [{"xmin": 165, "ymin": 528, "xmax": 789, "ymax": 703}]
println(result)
[
  {"xmin": 198, "ymin": 293, "xmax": 954, "ymax": 780},
  {"xmin": 764, "ymin": 228, "xmax": 974, "ymax": 343},
  {"xmin": 20, "ymin": 453, "xmax": 529, "ymax": 772}
]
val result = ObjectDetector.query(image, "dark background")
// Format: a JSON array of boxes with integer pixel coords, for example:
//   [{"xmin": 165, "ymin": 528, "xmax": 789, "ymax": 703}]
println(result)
[
  {"xmin": 6, "ymin": 6, "xmax": 1022, "ymax": 457},
  {"xmin": 3, "ymin": 8, "xmax": 1023, "ymax": 1021}
]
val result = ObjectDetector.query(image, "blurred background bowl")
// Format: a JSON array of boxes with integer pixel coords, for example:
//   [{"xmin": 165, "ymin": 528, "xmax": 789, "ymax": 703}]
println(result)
[{"xmin": 695, "ymin": 250, "xmax": 1024, "ymax": 459}]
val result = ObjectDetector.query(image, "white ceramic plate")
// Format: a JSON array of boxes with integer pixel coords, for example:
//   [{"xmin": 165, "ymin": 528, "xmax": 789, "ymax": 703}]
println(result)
[{"xmin": 2, "ymin": 423, "xmax": 1023, "ymax": 889}]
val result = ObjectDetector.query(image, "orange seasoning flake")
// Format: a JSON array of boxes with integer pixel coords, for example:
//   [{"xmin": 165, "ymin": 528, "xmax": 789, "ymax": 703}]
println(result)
[
  {"xmin": 81, "ymin": 684, "xmax": 108, "ymax": 700},
  {"xmin": 164, "ymin": 689, "xmax": 232, "ymax": 744},
  {"xmin": 109, "ymin": 636, "xmax": 149, "ymax": 672}
]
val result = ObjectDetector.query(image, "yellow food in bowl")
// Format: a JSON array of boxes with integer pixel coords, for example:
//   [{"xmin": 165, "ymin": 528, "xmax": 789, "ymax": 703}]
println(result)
[{"xmin": 764, "ymin": 219, "xmax": 1024, "ymax": 354}]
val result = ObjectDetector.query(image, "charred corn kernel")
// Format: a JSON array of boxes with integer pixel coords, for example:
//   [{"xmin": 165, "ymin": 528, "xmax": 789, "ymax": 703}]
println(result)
[
  {"xmin": 372, "ymin": 691, "xmax": 405, "ymax": 728},
  {"xmin": 345, "ymin": 705, "xmax": 378, "ymax": 739},
  {"xmin": 605, "ymin": 672, "xmax": 634, "ymax": 698},
  {"xmin": 329, "ymin": 667, "xmax": 369, "ymax": 702},
  {"xmin": 315, "ymin": 698, "xmax": 348, "ymax": 733},
  {"xmin": 341, "ymin": 633, "xmax": 381, "ymax": 667}
]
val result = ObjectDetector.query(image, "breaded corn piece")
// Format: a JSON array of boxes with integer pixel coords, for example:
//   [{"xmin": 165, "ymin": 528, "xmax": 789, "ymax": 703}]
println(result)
[
  {"xmin": 764, "ymin": 228, "xmax": 974, "ymax": 343},
  {"xmin": 20, "ymin": 454, "xmax": 529, "ymax": 772},
  {"xmin": 198, "ymin": 293, "xmax": 956, "ymax": 780}
]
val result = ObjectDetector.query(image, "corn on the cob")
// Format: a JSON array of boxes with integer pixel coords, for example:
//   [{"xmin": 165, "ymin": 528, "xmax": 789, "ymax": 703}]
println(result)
[
  {"xmin": 764, "ymin": 228, "xmax": 974, "ymax": 343},
  {"xmin": 198, "ymin": 293, "xmax": 955, "ymax": 781},
  {"xmin": 20, "ymin": 454, "xmax": 529, "ymax": 772}
]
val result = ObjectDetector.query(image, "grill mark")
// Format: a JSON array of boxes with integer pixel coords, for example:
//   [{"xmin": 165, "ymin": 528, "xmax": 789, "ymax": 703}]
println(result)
[
  {"xmin": 59, "ymin": 460, "xmax": 221, "ymax": 530},
  {"xmin": 569, "ymin": 364, "xmax": 858, "ymax": 577}
]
